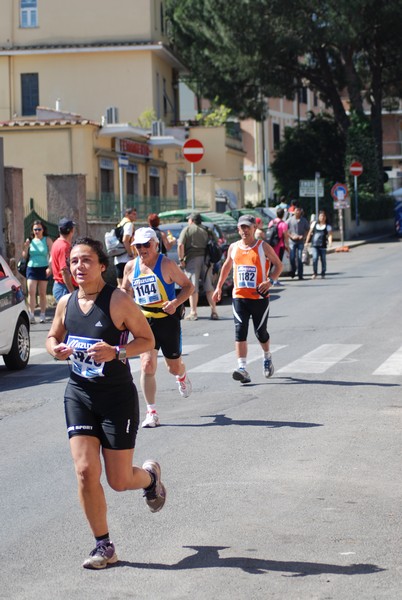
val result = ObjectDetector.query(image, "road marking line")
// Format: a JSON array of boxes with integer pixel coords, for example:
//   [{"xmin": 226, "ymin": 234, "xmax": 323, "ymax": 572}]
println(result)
[
  {"xmin": 30, "ymin": 348, "xmax": 46, "ymax": 356},
  {"xmin": 277, "ymin": 344, "xmax": 362, "ymax": 374},
  {"xmin": 373, "ymin": 346, "xmax": 402, "ymax": 376},
  {"xmin": 189, "ymin": 344, "xmax": 287, "ymax": 373}
]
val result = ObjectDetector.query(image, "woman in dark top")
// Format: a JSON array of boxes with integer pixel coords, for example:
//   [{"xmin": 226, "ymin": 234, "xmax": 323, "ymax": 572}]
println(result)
[
  {"xmin": 46, "ymin": 237, "xmax": 166, "ymax": 570},
  {"xmin": 306, "ymin": 210, "xmax": 333, "ymax": 279}
]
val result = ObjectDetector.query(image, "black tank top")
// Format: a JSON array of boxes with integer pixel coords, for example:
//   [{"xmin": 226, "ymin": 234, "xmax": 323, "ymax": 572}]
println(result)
[{"xmin": 65, "ymin": 283, "xmax": 130, "ymax": 384}]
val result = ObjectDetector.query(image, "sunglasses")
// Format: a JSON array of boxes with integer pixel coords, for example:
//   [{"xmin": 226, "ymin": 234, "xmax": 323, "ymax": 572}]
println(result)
[
  {"xmin": 135, "ymin": 241, "xmax": 151, "ymax": 249},
  {"xmin": 33, "ymin": 228, "xmax": 43, "ymax": 231}
]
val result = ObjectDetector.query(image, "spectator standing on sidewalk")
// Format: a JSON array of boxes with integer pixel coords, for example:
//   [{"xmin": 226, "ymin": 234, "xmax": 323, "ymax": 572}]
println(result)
[
  {"xmin": 212, "ymin": 215, "xmax": 283, "ymax": 384},
  {"xmin": 46, "ymin": 237, "xmax": 165, "ymax": 570},
  {"xmin": 51, "ymin": 218, "xmax": 77, "ymax": 302},
  {"xmin": 22, "ymin": 220, "xmax": 53, "ymax": 323},
  {"xmin": 268, "ymin": 208, "xmax": 289, "ymax": 286},
  {"xmin": 114, "ymin": 207, "xmax": 137, "ymax": 287},
  {"xmin": 306, "ymin": 210, "xmax": 333, "ymax": 279},
  {"xmin": 177, "ymin": 213, "xmax": 219, "ymax": 321},
  {"xmin": 268, "ymin": 208, "xmax": 289, "ymax": 262},
  {"xmin": 122, "ymin": 227, "xmax": 194, "ymax": 428},
  {"xmin": 287, "ymin": 205, "xmax": 310, "ymax": 280}
]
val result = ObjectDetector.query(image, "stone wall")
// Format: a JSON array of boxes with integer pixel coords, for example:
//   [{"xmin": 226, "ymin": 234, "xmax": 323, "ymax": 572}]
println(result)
[
  {"xmin": 46, "ymin": 174, "xmax": 87, "ymax": 237},
  {"xmin": 4, "ymin": 167, "xmax": 24, "ymax": 267}
]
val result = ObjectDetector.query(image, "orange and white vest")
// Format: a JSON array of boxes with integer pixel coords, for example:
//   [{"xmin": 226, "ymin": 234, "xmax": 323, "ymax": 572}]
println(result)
[{"xmin": 231, "ymin": 239, "xmax": 270, "ymax": 299}]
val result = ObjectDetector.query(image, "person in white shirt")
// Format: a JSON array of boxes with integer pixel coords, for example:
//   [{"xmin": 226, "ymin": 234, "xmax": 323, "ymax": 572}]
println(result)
[{"xmin": 114, "ymin": 207, "xmax": 137, "ymax": 286}]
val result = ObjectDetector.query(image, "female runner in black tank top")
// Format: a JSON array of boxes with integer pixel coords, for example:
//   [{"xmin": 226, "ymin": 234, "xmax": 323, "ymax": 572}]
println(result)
[{"xmin": 46, "ymin": 237, "xmax": 166, "ymax": 569}]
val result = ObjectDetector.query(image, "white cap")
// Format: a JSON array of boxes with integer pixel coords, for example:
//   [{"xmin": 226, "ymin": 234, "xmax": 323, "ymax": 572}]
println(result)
[{"xmin": 132, "ymin": 227, "xmax": 158, "ymax": 245}]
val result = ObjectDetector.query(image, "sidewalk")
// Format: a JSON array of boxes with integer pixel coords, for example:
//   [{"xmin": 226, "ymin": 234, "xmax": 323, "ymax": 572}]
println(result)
[{"xmin": 326, "ymin": 231, "xmax": 396, "ymax": 254}]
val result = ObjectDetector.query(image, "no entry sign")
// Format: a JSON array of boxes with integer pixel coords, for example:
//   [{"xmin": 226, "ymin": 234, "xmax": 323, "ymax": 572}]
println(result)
[
  {"xmin": 350, "ymin": 161, "xmax": 363, "ymax": 177},
  {"xmin": 183, "ymin": 139, "xmax": 204, "ymax": 163}
]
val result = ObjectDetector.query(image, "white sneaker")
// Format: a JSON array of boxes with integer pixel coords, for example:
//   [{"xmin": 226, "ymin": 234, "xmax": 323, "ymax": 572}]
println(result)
[
  {"xmin": 232, "ymin": 367, "xmax": 251, "ymax": 384},
  {"xmin": 39, "ymin": 313, "xmax": 46, "ymax": 323},
  {"xmin": 176, "ymin": 374, "xmax": 192, "ymax": 398},
  {"xmin": 29, "ymin": 312, "xmax": 37, "ymax": 324},
  {"xmin": 142, "ymin": 411, "xmax": 160, "ymax": 428}
]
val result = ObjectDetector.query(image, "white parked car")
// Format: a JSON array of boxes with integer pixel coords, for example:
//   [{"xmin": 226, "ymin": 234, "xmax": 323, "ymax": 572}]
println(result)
[{"xmin": 0, "ymin": 254, "xmax": 30, "ymax": 369}]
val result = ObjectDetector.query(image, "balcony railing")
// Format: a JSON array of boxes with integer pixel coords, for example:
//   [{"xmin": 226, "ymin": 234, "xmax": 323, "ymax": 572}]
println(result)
[{"xmin": 86, "ymin": 194, "xmax": 187, "ymax": 222}]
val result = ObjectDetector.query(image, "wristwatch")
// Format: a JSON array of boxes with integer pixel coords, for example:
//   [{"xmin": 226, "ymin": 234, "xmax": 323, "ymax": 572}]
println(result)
[
  {"xmin": 115, "ymin": 346, "xmax": 127, "ymax": 361},
  {"xmin": 269, "ymin": 277, "xmax": 275, "ymax": 285}
]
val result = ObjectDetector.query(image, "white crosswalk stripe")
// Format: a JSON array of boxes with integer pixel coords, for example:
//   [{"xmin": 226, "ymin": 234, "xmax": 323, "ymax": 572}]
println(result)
[
  {"xmin": 189, "ymin": 344, "xmax": 287, "ymax": 373},
  {"xmin": 373, "ymin": 346, "xmax": 402, "ymax": 376},
  {"xmin": 277, "ymin": 344, "xmax": 362, "ymax": 374},
  {"xmin": 12, "ymin": 342, "xmax": 402, "ymax": 377}
]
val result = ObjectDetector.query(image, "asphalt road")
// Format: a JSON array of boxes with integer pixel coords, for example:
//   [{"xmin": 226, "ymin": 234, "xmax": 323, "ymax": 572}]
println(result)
[{"xmin": 1, "ymin": 238, "xmax": 401, "ymax": 600}]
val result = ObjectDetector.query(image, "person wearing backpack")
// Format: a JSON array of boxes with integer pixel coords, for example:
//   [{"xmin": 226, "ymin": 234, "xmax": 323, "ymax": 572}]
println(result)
[
  {"xmin": 305, "ymin": 210, "xmax": 333, "ymax": 279},
  {"xmin": 114, "ymin": 207, "xmax": 137, "ymax": 287},
  {"xmin": 267, "ymin": 208, "xmax": 289, "ymax": 261},
  {"xmin": 177, "ymin": 213, "xmax": 219, "ymax": 321}
]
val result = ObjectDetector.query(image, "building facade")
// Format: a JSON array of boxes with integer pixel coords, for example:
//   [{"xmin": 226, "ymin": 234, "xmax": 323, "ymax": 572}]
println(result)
[
  {"xmin": 0, "ymin": 0, "xmax": 181, "ymax": 125},
  {"xmin": 0, "ymin": 0, "xmax": 246, "ymax": 225},
  {"xmin": 242, "ymin": 90, "xmax": 326, "ymax": 205}
]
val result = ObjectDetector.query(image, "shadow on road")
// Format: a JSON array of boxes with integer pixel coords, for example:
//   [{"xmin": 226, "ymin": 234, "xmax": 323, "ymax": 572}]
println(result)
[
  {"xmin": 276, "ymin": 376, "xmax": 400, "ymax": 388},
  {"xmin": 0, "ymin": 363, "xmax": 69, "ymax": 391},
  {"xmin": 115, "ymin": 545, "xmax": 385, "ymax": 577},
  {"xmin": 163, "ymin": 413, "xmax": 322, "ymax": 429}
]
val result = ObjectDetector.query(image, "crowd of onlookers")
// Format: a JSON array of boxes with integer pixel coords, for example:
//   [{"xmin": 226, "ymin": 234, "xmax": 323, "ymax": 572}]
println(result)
[{"xmin": 19, "ymin": 200, "xmax": 333, "ymax": 322}]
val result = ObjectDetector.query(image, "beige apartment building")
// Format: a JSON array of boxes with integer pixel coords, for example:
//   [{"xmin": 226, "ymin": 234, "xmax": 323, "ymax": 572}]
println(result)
[
  {"xmin": 0, "ymin": 0, "xmax": 246, "ymax": 225},
  {"xmin": 0, "ymin": 0, "xmax": 186, "ymax": 219},
  {"xmin": 0, "ymin": 0, "xmax": 181, "ymax": 124}
]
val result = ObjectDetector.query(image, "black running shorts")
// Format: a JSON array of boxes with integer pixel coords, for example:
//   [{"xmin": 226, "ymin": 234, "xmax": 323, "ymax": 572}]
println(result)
[
  {"xmin": 64, "ymin": 376, "xmax": 140, "ymax": 450},
  {"xmin": 148, "ymin": 315, "xmax": 182, "ymax": 359}
]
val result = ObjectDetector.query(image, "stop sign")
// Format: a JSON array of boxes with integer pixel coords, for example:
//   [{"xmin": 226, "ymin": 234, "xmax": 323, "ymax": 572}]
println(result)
[
  {"xmin": 183, "ymin": 139, "xmax": 204, "ymax": 163},
  {"xmin": 350, "ymin": 161, "xmax": 363, "ymax": 177}
]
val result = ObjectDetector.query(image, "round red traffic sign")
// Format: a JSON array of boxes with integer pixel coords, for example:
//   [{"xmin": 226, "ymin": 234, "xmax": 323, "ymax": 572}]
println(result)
[
  {"xmin": 350, "ymin": 161, "xmax": 363, "ymax": 177},
  {"xmin": 331, "ymin": 182, "xmax": 348, "ymax": 201},
  {"xmin": 183, "ymin": 139, "xmax": 204, "ymax": 163}
]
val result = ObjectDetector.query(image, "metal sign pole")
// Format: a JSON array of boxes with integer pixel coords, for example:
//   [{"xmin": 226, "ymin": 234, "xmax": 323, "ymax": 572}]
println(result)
[
  {"xmin": 314, "ymin": 172, "xmax": 320, "ymax": 218},
  {"xmin": 191, "ymin": 162, "xmax": 195, "ymax": 210},
  {"xmin": 354, "ymin": 175, "xmax": 359, "ymax": 227},
  {"xmin": 338, "ymin": 208, "xmax": 344, "ymax": 246},
  {"xmin": 119, "ymin": 165, "xmax": 124, "ymax": 216}
]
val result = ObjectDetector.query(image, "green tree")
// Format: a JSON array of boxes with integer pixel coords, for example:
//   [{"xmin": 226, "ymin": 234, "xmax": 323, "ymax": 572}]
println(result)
[
  {"xmin": 196, "ymin": 101, "xmax": 231, "ymax": 127},
  {"xmin": 271, "ymin": 113, "xmax": 345, "ymax": 207},
  {"xmin": 166, "ymin": 0, "xmax": 402, "ymax": 193},
  {"xmin": 135, "ymin": 109, "xmax": 157, "ymax": 129}
]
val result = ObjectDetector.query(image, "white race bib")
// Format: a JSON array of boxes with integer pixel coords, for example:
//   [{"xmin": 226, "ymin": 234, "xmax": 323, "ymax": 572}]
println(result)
[
  {"xmin": 237, "ymin": 265, "xmax": 257, "ymax": 289},
  {"xmin": 66, "ymin": 335, "xmax": 105, "ymax": 379},
  {"xmin": 132, "ymin": 274, "xmax": 162, "ymax": 306}
]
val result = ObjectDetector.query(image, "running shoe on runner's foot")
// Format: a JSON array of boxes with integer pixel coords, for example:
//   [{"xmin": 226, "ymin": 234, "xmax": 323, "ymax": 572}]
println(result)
[
  {"xmin": 142, "ymin": 460, "xmax": 166, "ymax": 513},
  {"xmin": 176, "ymin": 373, "xmax": 192, "ymax": 398},
  {"xmin": 142, "ymin": 410, "xmax": 160, "ymax": 428},
  {"xmin": 232, "ymin": 368, "xmax": 251, "ymax": 384},
  {"xmin": 83, "ymin": 542, "xmax": 118, "ymax": 569},
  {"xmin": 263, "ymin": 357, "xmax": 275, "ymax": 378}
]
